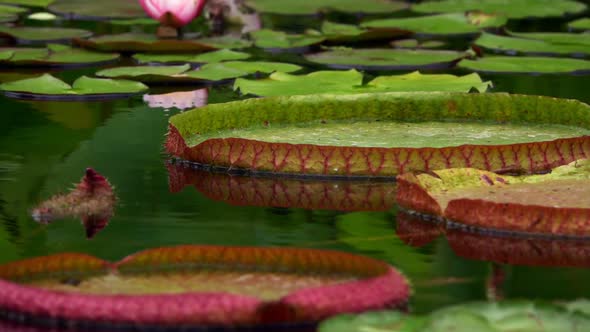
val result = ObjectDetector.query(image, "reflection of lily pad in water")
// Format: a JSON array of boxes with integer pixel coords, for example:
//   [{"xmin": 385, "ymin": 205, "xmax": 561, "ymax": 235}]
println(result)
[
  {"xmin": 459, "ymin": 55, "xmax": 590, "ymax": 74},
  {"xmin": 475, "ymin": 32, "xmax": 590, "ymax": 57},
  {"xmin": 569, "ymin": 18, "xmax": 590, "ymax": 31},
  {"xmin": 412, "ymin": 0, "xmax": 587, "ymax": 19},
  {"xmin": 0, "ymin": 26, "xmax": 92, "ymax": 44},
  {"xmin": 48, "ymin": 0, "xmax": 146, "ymax": 20},
  {"xmin": 363, "ymin": 13, "xmax": 507, "ymax": 36},
  {"xmin": 0, "ymin": 74, "xmax": 148, "ymax": 100},
  {"xmin": 234, "ymin": 70, "xmax": 491, "ymax": 97},
  {"xmin": 245, "ymin": 0, "xmax": 407, "ymax": 15},
  {"xmin": 250, "ymin": 29, "xmax": 325, "ymax": 51},
  {"xmin": 305, "ymin": 48, "xmax": 467, "ymax": 70},
  {"xmin": 0, "ymin": 246, "xmax": 409, "ymax": 328},
  {"xmin": 75, "ymin": 33, "xmax": 251, "ymax": 53},
  {"xmin": 133, "ymin": 49, "xmax": 251, "ymax": 65},
  {"xmin": 166, "ymin": 92, "xmax": 590, "ymax": 177},
  {"xmin": 167, "ymin": 163, "xmax": 397, "ymax": 211},
  {"xmin": 0, "ymin": 45, "xmax": 119, "ymax": 68},
  {"xmin": 319, "ymin": 301, "xmax": 590, "ymax": 332},
  {"xmin": 396, "ymin": 159, "xmax": 590, "ymax": 237},
  {"xmin": 144, "ymin": 88, "xmax": 208, "ymax": 110}
]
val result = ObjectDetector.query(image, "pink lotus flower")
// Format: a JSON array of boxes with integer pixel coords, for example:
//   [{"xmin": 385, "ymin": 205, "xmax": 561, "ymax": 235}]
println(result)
[{"xmin": 139, "ymin": 0, "xmax": 207, "ymax": 28}]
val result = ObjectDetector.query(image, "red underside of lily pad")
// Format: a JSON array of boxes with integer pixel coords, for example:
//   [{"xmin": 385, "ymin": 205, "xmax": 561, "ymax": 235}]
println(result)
[
  {"xmin": 166, "ymin": 125, "xmax": 590, "ymax": 178},
  {"xmin": 0, "ymin": 246, "xmax": 409, "ymax": 329}
]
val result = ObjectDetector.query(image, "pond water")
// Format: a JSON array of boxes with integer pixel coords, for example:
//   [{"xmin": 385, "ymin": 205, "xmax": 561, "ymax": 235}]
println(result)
[{"xmin": 0, "ymin": 6, "xmax": 590, "ymax": 331}]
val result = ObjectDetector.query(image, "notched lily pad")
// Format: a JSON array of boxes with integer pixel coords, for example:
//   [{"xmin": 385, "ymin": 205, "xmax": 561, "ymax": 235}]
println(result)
[
  {"xmin": 412, "ymin": 0, "xmax": 587, "ymax": 19},
  {"xmin": 250, "ymin": 29, "xmax": 325, "ymax": 52},
  {"xmin": 396, "ymin": 159, "xmax": 590, "ymax": 237},
  {"xmin": 362, "ymin": 13, "xmax": 507, "ymax": 37},
  {"xmin": 0, "ymin": 26, "xmax": 92, "ymax": 44},
  {"xmin": 459, "ymin": 55, "xmax": 590, "ymax": 74},
  {"xmin": 245, "ymin": 0, "xmax": 408, "ymax": 15},
  {"xmin": 48, "ymin": 0, "xmax": 146, "ymax": 20},
  {"xmin": 234, "ymin": 70, "xmax": 491, "ymax": 97},
  {"xmin": 133, "ymin": 49, "xmax": 251, "ymax": 65},
  {"xmin": 305, "ymin": 48, "xmax": 468, "ymax": 70},
  {"xmin": 0, "ymin": 245, "xmax": 409, "ymax": 329},
  {"xmin": 475, "ymin": 32, "xmax": 590, "ymax": 57},
  {"xmin": 0, "ymin": 45, "xmax": 119, "ymax": 68},
  {"xmin": 0, "ymin": 74, "xmax": 148, "ymax": 100},
  {"xmin": 166, "ymin": 93, "xmax": 590, "ymax": 177}
]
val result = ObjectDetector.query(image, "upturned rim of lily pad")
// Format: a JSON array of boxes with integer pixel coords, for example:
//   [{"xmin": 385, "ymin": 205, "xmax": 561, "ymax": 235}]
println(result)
[
  {"xmin": 0, "ymin": 245, "xmax": 410, "ymax": 329},
  {"xmin": 166, "ymin": 92, "xmax": 590, "ymax": 178}
]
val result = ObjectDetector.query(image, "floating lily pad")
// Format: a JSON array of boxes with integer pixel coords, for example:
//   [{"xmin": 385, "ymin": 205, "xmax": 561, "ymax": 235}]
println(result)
[
  {"xmin": 0, "ymin": 245, "xmax": 409, "ymax": 329},
  {"xmin": 251, "ymin": 29, "xmax": 325, "ymax": 52},
  {"xmin": 475, "ymin": 32, "xmax": 590, "ymax": 57},
  {"xmin": 459, "ymin": 55, "xmax": 590, "ymax": 74},
  {"xmin": 96, "ymin": 64, "xmax": 193, "ymax": 83},
  {"xmin": 321, "ymin": 21, "xmax": 410, "ymax": 43},
  {"xmin": 109, "ymin": 17, "xmax": 159, "ymax": 26},
  {"xmin": 0, "ymin": 74, "xmax": 148, "ymax": 100},
  {"xmin": 186, "ymin": 61, "xmax": 302, "ymax": 82},
  {"xmin": 234, "ymin": 70, "xmax": 491, "ymax": 97},
  {"xmin": 168, "ymin": 163, "xmax": 397, "ymax": 211},
  {"xmin": 75, "ymin": 33, "xmax": 250, "ymax": 53},
  {"xmin": 569, "ymin": 18, "xmax": 590, "ymax": 31},
  {"xmin": 0, "ymin": 4, "xmax": 28, "ymax": 23},
  {"xmin": 166, "ymin": 93, "xmax": 590, "ymax": 177},
  {"xmin": 396, "ymin": 159, "xmax": 590, "ymax": 237},
  {"xmin": 0, "ymin": 45, "xmax": 119, "ymax": 68},
  {"xmin": 245, "ymin": 0, "xmax": 407, "ymax": 15},
  {"xmin": 510, "ymin": 30, "xmax": 590, "ymax": 47},
  {"xmin": 391, "ymin": 39, "xmax": 447, "ymax": 49},
  {"xmin": 412, "ymin": 0, "xmax": 587, "ymax": 19},
  {"xmin": 0, "ymin": 26, "xmax": 92, "ymax": 44},
  {"xmin": 133, "ymin": 49, "xmax": 251, "ymax": 65},
  {"xmin": 320, "ymin": 301, "xmax": 590, "ymax": 332},
  {"xmin": 305, "ymin": 48, "xmax": 468, "ymax": 70},
  {"xmin": 48, "ymin": 0, "xmax": 146, "ymax": 20},
  {"xmin": 363, "ymin": 13, "xmax": 507, "ymax": 37},
  {"xmin": 0, "ymin": 0, "xmax": 53, "ymax": 7}
]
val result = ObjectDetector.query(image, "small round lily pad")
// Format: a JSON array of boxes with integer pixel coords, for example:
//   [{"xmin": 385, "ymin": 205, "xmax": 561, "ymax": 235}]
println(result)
[
  {"xmin": 305, "ymin": 48, "xmax": 468, "ymax": 70},
  {"xmin": 0, "ymin": 26, "xmax": 92, "ymax": 44},
  {"xmin": 0, "ymin": 74, "xmax": 148, "ymax": 100},
  {"xmin": 412, "ymin": 0, "xmax": 587, "ymax": 19},
  {"xmin": 0, "ymin": 44, "xmax": 119, "ymax": 68},
  {"xmin": 459, "ymin": 55, "xmax": 590, "ymax": 74},
  {"xmin": 133, "ymin": 49, "xmax": 251, "ymax": 65},
  {"xmin": 362, "ymin": 13, "xmax": 507, "ymax": 37},
  {"xmin": 250, "ymin": 29, "xmax": 325, "ymax": 52},
  {"xmin": 48, "ymin": 0, "xmax": 146, "ymax": 20},
  {"xmin": 245, "ymin": 0, "xmax": 408, "ymax": 15},
  {"xmin": 475, "ymin": 32, "xmax": 590, "ymax": 57}
]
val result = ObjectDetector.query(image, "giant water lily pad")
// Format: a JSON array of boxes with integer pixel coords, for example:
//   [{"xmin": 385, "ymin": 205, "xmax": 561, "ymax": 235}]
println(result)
[
  {"xmin": 0, "ymin": 74, "xmax": 148, "ymax": 100},
  {"xmin": 569, "ymin": 18, "xmax": 590, "ymax": 31},
  {"xmin": 168, "ymin": 163, "xmax": 397, "ymax": 211},
  {"xmin": 251, "ymin": 29, "xmax": 325, "ymax": 52},
  {"xmin": 319, "ymin": 301, "xmax": 590, "ymax": 332},
  {"xmin": 75, "ymin": 33, "xmax": 251, "ymax": 53},
  {"xmin": 396, "ymin": 159, "xmax": 590, "ymax": 237},
  {"xmin": 166, "ymin": 92, "xmax": 590, "ymax": 177},
  {"xmin": 0, "ymin": 245, "xmax": 409, "ymax": 329},
  {"xmin": 0, "ymin": 44, "xmax": 119, "ymax": 67},
  {"xmin": 305, "ymin": 48, "xmax": 468, "ymax": 70},
  {"xmin": 48, "ymin": 0, "xmax": 146, "ymax": 20},
  {"xmin": 0, "ymin": 26, "xmax": 92, "ymax": 44},
  {"xmin": 459, "ymin": 55, "xmax": 590, "ymax": 74},
  {"xmin": 234, "ymin": 70, "xmax": 491, "ymax": 97},
  {"xmin": 245, "ymin": 0, "xmax": 407, "ymax": 15},
  {"xmin": 362, "ymin": 13, "xmax": 507, "ymax": 36},
  {"xmin": 412, "ymin": 0, "xmax": 587, "ymax": 19},
  {"xmin": 475, "ymin": 32, "xmax": 590, "ymax": 57},
  {"xmin": 133, "ymin": 49, "xmax": 251, "ymax": 65}
]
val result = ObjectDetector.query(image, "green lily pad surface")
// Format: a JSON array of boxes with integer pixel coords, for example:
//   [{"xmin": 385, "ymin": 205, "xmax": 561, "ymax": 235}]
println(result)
[
  {"xmin": 459, "ymin": 55, "xmax": 590, "ymax": 74},
  {"xmin": 412, "ymin": 0, "xmax": 587, "ymax": 19},
  {"xmin": 305, "ymin": 48, "xmax": 467, "ymax": 70},
  {"xmin": 76, "ymin": 33, "xmax": 250, "ymax": 53},
  {"xmin": 319, "ymin": 301, "xmax": 590, "ymax": 332},
  {"xmin": 363, "ymin": 13, "xmax": 507, "ymax": 36},
  {"xmin": 0, "ymin": 74, "xmax": 148, "ymax": 100},
  {"xmin": 48, "ymin": 0, "xmax": 146, "ymax": 20},
  {"xmin": 0, "ymin": 45, "xmax": 119, "ymax": 67},
  {"xmin": 321, "ymin": 21, "xmax": 410, "ymax": 43},
  {"xmin": 569, "ymin": 18, "xmax": 590, "ymax": 31},
  {"xmin": 96, "ymin": 64, "xmax": 193, "ymax": 83},
  {"xmin": 109, "ymin": 18, "xmax": 159, "ymax": 26},
  {"xmin": 235, "ymin": 70, "xmax": 491, "ymax": 96},
  {"xmin": 0, "ymin": 4, "xmax": 28, "ymax": 23},
  {"xmin": 0, "ymin": 26, "xmax": 92, "ymax": 43},
  {"xmin": 475, "ymin": 32, "xmax": 590, "ymax": 56},
  {"xmin": 186, "ymin": 61, "xmax": 302, "ymax": 82},
  {"xmin": 245, "ymin": 0, "xmax": 407, "ymax": 15},
  {"xmin": 251, "ymin": 29, "xmax": 325, "ymax": 51},
  {"xmin": 0, "ymin": 0, "xmax": 53, "ymax": 7},
  {"xmin": 391, "ymin": 39, "xmax": 447, "ymax": 49},
  {"xmin": 133, "ymin": 49, "xmax": 251, "ymax": 65}
]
